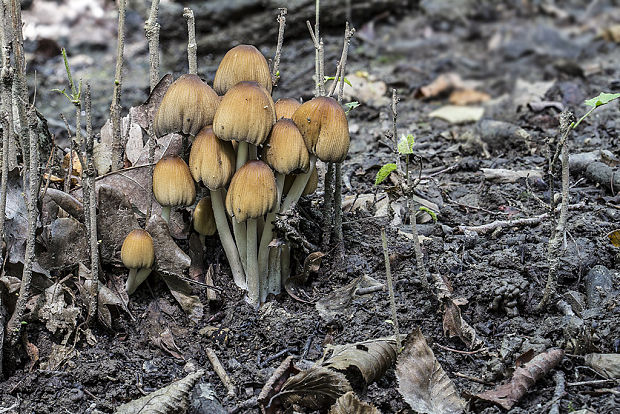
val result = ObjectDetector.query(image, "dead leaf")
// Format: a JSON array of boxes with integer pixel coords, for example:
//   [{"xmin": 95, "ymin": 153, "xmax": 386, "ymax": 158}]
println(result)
[
  {"xmin": 278, "ymin": 366, "xmax": 353, "ymax": 411},
  {"xmin": 114, "ymin": 369, "xmax": 204, "ymax": 414},
  {"xmin": 322, "ymin": 335, "xmax": 402, "ymax": 386},
  {"xmin": 476, "ymin": 348, "xmax": 564, "ymax": 410},
  {"xmin": 328, "ymin": 391, "xmax": 381, "ymax": 414},
  {"xmin": 415, "ymin": 73, "xmax": 463, "ymax": 99},
  {"xmin": 429, "ymin": 105, "xmax": 484, "ymax": 124},
  {"xmin": 316, "ymin": 275, "xmax": 384, "ymax": 322},
  {"xmin": 449, "ymin": 89, "xmax": 491, "ymax": 105},
  {"xmin": 584, "ymin": 354, "xmax": 620, "ymax": 379},
  {"xmin": 396, "ymin": 329, "xmax": 466, "ymax": 414}
]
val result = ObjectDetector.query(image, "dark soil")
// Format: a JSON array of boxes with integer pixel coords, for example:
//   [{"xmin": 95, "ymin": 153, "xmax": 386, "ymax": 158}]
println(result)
[{"xmin": 1, "ymin": 1, "xmax": 619, "ymax": 413}]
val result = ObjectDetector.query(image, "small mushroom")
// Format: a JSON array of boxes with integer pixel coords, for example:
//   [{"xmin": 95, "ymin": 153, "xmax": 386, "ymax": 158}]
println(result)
[
  {"xmin": 152, "ymin": 155, "xmax": 196, "ymax": 223},
  {"xmin": 193, "ymin": 197, "xmax": 217, "ymax": 248},
  {"xmin": 213, "ymin": 44, "xmax": 272, "ymax": 95},
  {"xmin": 121, "ymin": 229, "xmax": 155, "ymax": 294},
  {"xmin": 274, "ymin": 98, "xmax": 301, "ymax": 120}
]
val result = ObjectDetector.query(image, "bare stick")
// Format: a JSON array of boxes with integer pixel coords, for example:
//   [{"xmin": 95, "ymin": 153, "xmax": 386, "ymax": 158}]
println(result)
[
  {"xmin": 205, "ymin": 347, "xmax": 236, "ymax": 398},
  {"xmin": 110, "ymin": 0, "xmax": 126, "ymax": 172},
  {"xmin": 271, "ymin": 8, "xmax": 287, "ymax": 86},
  {"xmin": 6, "ymin": 106, "xmax": 39, "ymax": 346},
  {"xmin": 183, "ymin": 8, "xmax": 197, "ymax": 75},
  {"xmin": 9, "ymin": 0, "xmax": 27, "ymax": 164},
  {"xmin": 144, "ymin": 0, "xmax": 161, "ymax": 92},
  {"xmin": 381, "ymin": 227, "xmax": 401, "ymax": 351}
]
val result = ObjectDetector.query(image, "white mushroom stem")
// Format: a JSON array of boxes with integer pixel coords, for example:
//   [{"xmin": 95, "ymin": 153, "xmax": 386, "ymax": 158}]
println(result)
[
  {"xmin": 126, "ymin": 267, "xmax": 153, "ymax": 295},
  {"xmin": 161, "ymin": 206, "xmax": 171, "ymax": 223},
  {"xmin": 279, "ymin": 155, "xmax": 317, "ymax": 214},
  {"xmin": 210, "ymin": 189, "xmax": 247, "ymax": 289},
  {"xmin": 259, "ymin": 173, "xmax": 284, "ymax": 296},
  {"xmin": 236, "ymin": 141, "xmax": 248, "ymax": 170},
  {"xmin": 246, "ymin": 217, "xmax": 259, "ymax": 308}
]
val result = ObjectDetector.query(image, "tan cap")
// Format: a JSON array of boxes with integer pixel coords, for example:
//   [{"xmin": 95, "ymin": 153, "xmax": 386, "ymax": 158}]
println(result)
[
  {"xmin": 121, "ymin": 229, "xmax": 155, "ymax": 269},
  {"xmin": 274, "ymin": 98, "xmax": 301, "ymax": 120},
  {"xmin": 213, "ymin": 45, "xmax": 272, "ymax": 95},
  {"xmin": 225, "ymin": 160, "xmax": 277, "ymax": 222},
  {"xmin": 262, "ymin": 119, "xmax": 310, "ymax": 175},
  {"xmin": 154, "ymin": 74, "xmax": 220, "ymax": 137},
  {"xmin": 292, "ymin": 96, "xmax": 350, "ymax": 163},
  {"xmin": 189, "ymin": 126, "xmax": 236, "ymax": 191},
  {"xmin": 213, "ymin": 81, "xmax": 276, "ymax": 146},
  {"xmin": 153, "ymin": 155, "xmax": 196, "ymax": 207},
  {"xmin": 193, "ymin": 197, "xmax": 217, "ymax": 236}
]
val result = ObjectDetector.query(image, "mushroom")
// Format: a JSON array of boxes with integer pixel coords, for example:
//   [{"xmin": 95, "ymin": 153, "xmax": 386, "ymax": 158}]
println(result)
[
  {"xmin": 274, "ymin": 98, "xmax": 301, "ymax": 120},
  {"xmin": 213, "ymin": 44, "xmax": 272, "ymax": 95},
  {"xmin": 121, "ymin": 229, "xmax": 155, "ymax": 294},
  {"xmin": 226, "ymin": 160, "xmax": 277, "ymax": 307},
  {"xmin": 212, "ymin": 81, "xmax": 276, "ymax": 169},
  {"xmin": 193, "ymin": 197, "xmax": 216, "ymax": 247},
  {"xmin": 152, "ymin": 155, "xmax": 196, "ymax": 223}
]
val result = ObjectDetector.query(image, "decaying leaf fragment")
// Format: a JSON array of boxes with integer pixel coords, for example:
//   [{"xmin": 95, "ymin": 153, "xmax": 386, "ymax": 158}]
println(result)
[
  {"xmin": 328, "ymin": 391, "xmax": 381, "ymax": 414},
  {"xmin": 396, "ymin": 329, "xmax": 466, "ymax": 414},
  {"xmin": 476, "ymin": 348, "xmax": 564, "ymax": 410},
  {"xmin": 278, "ymin": 366, "xmax": 353, "ymax": 411},
  {"xmin": 114, "ymin": 369, "xmax": 204, "ymax": 414},
  {"xmin": 322, "ymin": 335, "xmax": 402, "ymax": 386}
]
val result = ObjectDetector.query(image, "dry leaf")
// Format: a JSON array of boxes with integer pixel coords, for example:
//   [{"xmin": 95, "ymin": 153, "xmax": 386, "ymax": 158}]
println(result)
[
  {"xmin": 396, "ymin": 329, "xmax": 466, "ymax": 414},
  {"xmin": 322, "ymin": 335, "xmax": 402, "ymax": 386},
  {"xmin": 584, "ymin": 354, "xmax": 620, "ymax": 379},
  {"xmin": 328, "ymin": 391, "xmax": 381, "ymax": 414},
  {"xmin": 429, "ymin": 105, "xmax": 484, "ymax": 124},
  {"xmin": 476, "ymin": 348, "xmax": 564, "ymax": 410},
  {"xmin": 278, "ymin": 366, "xmax": 352, "ymax": 411},
  {"xmin": 114, "ymin": 370, "xmax": 204, "ymax": 414},
  {"xmin": 449, "ymin": 89, "xmax": 491, "ymax": 105}
]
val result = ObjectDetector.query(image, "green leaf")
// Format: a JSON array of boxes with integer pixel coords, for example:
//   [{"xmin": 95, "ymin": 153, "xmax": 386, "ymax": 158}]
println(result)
[
  {"xmin": 375, "ymin": 163, "xmax": 397, "ymax": 185},
  {"xmin": 397, "ymin": 134, "xmax": 415, "ymax": 155},
  {"xmin": 344, "ymin": 101, "xmax": 360, "ymax": 113},
  {"xmin": 324, "ymin": 75, "xmax": 352, "ymax": 87},
  {"xmin": 419, "ymin": 206, "xmax": 437, "ymax": 222},
  {"xmin": 584, "ymin": 92, "xmax": 620, "ymax": 108}
]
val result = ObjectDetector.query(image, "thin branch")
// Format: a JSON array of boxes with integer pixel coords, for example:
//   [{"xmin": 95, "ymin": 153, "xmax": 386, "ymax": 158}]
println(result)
[
  {"xmin": 183, "ymin": 8, "xmax": 197, "ymax": 75},
  {"xmin": 271, "ymin": 8, "xmax": 287, "ymax": 85},
  {"xmin": 110, "ymin": 0, "xmax": 126, "ymax": 171}
]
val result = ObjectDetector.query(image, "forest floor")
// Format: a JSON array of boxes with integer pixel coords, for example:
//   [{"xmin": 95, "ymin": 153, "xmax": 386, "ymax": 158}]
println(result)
[{"xmin": 1, "ymin": 1, "xmax": 619, "ymax": 413}]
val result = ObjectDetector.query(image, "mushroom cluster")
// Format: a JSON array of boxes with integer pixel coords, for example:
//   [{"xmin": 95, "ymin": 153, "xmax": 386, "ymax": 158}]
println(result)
[{"xmin": 127, "ymin": 44, "xmax": 350, "ymax": 307}]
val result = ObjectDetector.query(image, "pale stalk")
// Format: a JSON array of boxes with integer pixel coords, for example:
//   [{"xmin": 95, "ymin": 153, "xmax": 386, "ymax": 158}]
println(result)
[{"xmin": 211, "ymin": 189, "xmax": 246, "ymax": 289}]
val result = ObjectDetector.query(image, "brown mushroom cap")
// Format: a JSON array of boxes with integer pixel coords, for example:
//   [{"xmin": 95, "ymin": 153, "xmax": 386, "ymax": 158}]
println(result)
[
  {"xmin": 213, "ymin": 45, "xmax": 273, "ymax": 95},
  {"xmin": 189, "ymin": 126, "xmax": 236, "ymax": 191},
  {"xmin": 153, "ymin": 155, "xmax": 196, "ymax": 207},
  {"xmin": 283, "ymin": 166, "xmax": 318, "ymax": 196},
  {"xmin": 274, "ymin": 98, "xmax": 301, "ymax": 120},
  {"xmin": 292, "ymin": 96, "xmax": 350, "ymax": 163},
  {"xmin": 262, "ymin": 119, "xmax": 310, "ymax": 175},
  {"xmin": 154, "ymin": 74, "xmax": 220, "ymax": 137},
  {"xmin": 213, "ymin": 81, "xmax": 276, "ymax": 146},
  {"xmin": 193, "ymin": 197, "xmax": 217, "ymax": 236},
  {"xmin": 121, "ymin": 229, "xmax": 155, "ymax": 269},
  {"xmin": 225, "ymin": 160, "xmax": 277, "ymax": 222}
]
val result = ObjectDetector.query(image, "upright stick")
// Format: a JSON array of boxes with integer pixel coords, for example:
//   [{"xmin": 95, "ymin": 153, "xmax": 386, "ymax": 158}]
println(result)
[
  {"xmin": 183, "ymin": 8, "xmax": 197, "ymax": 75},
  {"xmin": 110, "ymin": 0, "xmax": 126, "ymax": 172}
]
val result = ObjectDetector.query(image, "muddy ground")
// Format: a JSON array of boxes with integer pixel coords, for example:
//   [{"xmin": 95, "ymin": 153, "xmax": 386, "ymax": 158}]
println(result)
[{"xmin": 1, "ymin": 0, "xmax": 619, "ymax": 413}]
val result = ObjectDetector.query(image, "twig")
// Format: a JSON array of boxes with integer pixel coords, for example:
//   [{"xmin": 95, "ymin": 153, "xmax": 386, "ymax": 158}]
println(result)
[
  {"xmin": 183, "ymin": 8, "xmax": 197, "ymax": 75},
  {"xmin": 110, "ymin": 0, "xmax": 126, "ymax": 172},
  {"xmin": 6, "ymin": 106, "xmax": 39, "ymax": 346},
  {"xmin": 144, "ymin": 0, "xmax": 160, "ymax": 92},
  {"xmin": 84, "ymin": 84, "xmax": 98, "ymax": 324},
  {"xmin": 271, "ymin": 8, "xmax": 287, "ymax": 85},
  {"xmin": 205, "ymin": 347, "xmax": 236, "ymax": 398},
  {"xmin": 381, "ymin": 227, "xmax": 401, "ymax": 351}
]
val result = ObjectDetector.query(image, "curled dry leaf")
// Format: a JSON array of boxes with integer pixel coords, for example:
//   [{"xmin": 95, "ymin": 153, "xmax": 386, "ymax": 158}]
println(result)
[
  {"xmin": 328, "ymin": 391, "xmax": 381, "ymax": 414},
  {"xmin": 475, "ymin": 348, "xmax": 564, "ymax": 410},
  {"xmin": 113, "ymin": 369, "xmax": 204, "ymax": 414},
  {"xmin": 277, "ymin": 366, "xmax": 353, "ymax": 411},
  {"xmin": 322, "ymin": 335, "xmax": 403, "ymax": 386},
  {"xmin": 396, "ymin": 328, "xmax": 466, "ymax": 414}
]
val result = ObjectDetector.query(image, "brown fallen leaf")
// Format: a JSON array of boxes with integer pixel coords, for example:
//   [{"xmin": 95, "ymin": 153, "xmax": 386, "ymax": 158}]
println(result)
[
  {"xmin": 476, "ymin": 348, "xmax": 564, "ymax": 410},
  {"xmin": 449, "ymin": 88, "xmax": 491, "ymax": 105},
  {"xmin": 277, "ymin": 366, "xmax": 353, "ymax": 411},
  {"xmin": 328, "ymin": 391, "xmax": 381, "ymax": 414},
  {"xmin": 396, "ymin": 328, "xmax": 466, "ymax": 414}
]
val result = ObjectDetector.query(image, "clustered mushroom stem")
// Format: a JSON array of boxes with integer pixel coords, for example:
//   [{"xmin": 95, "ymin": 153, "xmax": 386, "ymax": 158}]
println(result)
[
  {"xmin": 161, "ymin": 206, "xmax": 171, "ymax": 223},
  {"xmin": 183, "ymin": 7, "xmax": 197, "ymax": 76},
  {"xmin": 210, "ymin": 189, "xmax": 246, "ymax": 289},
  {"xmin": 258, "ymin": 172, "xmax": 284, "ymax": 291},
  {"xmin": 236, "ymin": 141, "xmax": 248, "ymax": 170},
  {"xmin": 246, "ymin": 218, "xmax": 259, "ymax": 307},
  {"xmin": 280, "ymin": 155, "xmax": 316, "ymax": 214},
  {"xmin": 110, "ymin": 0, "xmax": 126, "ymax": 172}
]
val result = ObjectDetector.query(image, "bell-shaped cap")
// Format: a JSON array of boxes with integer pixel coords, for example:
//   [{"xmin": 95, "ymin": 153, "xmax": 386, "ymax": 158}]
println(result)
[
  {"xmin": 225, "ymin": 160, "xmax": 277, "ymax": 222},
  {"xmin": 284, "ymin": 166, "xmax": 318, "ymax": 196},
  {"xmin": 153, "ymin": 156, "xmax": 196, "ymax": 207},
  {"xmin": 274, "ymin": 98, "xmax": 301, "ymax": 120},
  {"xmin": 262, "ymin": 119, "xmax": 310, "ymax": 175},
  {"xmin": 121, "ymin": 229, "xmax": 155, "ymax": 270},
  {"xmin": 193, "ymin": 197, "xmax": 217, "ymax": 236},
  {"xmin": 189, "ymin": 126, "xmax": 236, "ymax": 191},
  {"xmin": 213, "ymin": 81, "xmax": 276, "ymax": 146},
  {"xmin": 292, "ymin": 96, "xmax": 350, "ymax": 163},
  {"xmin": 154, "ymin": 74, "xmax": 220, "ymax": 137},
  {"xmin": 213, "ymin": 45, "xmax": 272, "ymax": 95}
]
